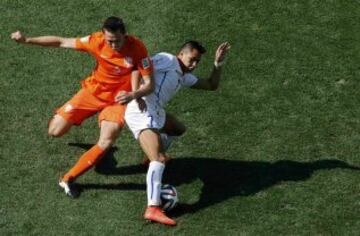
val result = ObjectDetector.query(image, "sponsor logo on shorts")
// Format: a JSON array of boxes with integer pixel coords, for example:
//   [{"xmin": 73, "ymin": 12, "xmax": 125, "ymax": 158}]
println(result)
[{"xmin": 64, "ymin": 104, "xmax": 73, "ymax": 113}]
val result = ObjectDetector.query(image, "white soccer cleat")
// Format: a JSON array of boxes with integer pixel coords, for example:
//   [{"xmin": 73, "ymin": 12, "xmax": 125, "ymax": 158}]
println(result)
[{"xmin": 58, "ymin": 180, "xmax": 79, "ymax": 198}]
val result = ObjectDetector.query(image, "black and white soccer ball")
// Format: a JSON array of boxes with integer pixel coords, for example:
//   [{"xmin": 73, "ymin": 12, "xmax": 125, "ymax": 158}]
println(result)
[{"xmin": 160, "ymin": 184, "xmax": 178, "ymax": 211}]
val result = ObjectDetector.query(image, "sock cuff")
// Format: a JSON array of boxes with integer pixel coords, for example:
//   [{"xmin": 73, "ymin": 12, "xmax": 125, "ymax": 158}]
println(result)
[
  {"xmin": 86, "ymin": 144, "xmax": 105, "ymax": 164},
  {"xmin": 149, "ymin": 161, "xmax": 165, "ymax": 169},
  {"xmin": 93, "ymin": 144, "xmax": 105, "ymax": 154}
]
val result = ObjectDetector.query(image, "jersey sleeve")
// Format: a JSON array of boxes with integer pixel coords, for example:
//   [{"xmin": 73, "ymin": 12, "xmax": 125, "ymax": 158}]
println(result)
[
  {"xmin": 75, "ymin": 33, "xmax": 98, "ymax": 53},
  {"xmin": 133, "ymin": 40, "xmax": 153, "ymax": 76},
  {"xmin": 182, "ymin": 73, "xmax": 199, "ymax": 87}
]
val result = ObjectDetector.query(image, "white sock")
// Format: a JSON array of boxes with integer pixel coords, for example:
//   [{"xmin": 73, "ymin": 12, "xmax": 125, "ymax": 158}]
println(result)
[
  {"xmin": 147, "ymin": 161, "xmax": 165, "ymax": 206},
  {"xmin": 160, "ymin": 133, "xmax": 177, "ymax": 152}
]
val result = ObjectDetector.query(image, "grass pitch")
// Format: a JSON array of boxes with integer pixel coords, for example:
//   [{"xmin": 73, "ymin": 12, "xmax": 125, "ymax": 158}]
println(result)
[{"xmin": 1, "ymin": 0, "xmax": 359, "ymax": 235}]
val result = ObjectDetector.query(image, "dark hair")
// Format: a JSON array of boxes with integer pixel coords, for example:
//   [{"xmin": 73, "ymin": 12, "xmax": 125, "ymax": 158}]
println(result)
[
  {"xmin": 102, "ymin": 16, "xmax": 126, "ymax": 34},
  {"xmin": 179, "ymin": 40, "xmax": 206, "ymax": 54}
]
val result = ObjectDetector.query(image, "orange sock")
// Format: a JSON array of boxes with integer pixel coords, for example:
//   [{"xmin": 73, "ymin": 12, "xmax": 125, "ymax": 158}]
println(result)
[{"xmin": 62, "ymin": 144, "xmax": 105, "ymax": 182}]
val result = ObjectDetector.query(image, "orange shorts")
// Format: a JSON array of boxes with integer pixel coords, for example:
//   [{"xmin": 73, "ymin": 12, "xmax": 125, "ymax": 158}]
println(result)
[{"xmin": 56, "ymin": 88, "xmax": 126, "ymax": 126}]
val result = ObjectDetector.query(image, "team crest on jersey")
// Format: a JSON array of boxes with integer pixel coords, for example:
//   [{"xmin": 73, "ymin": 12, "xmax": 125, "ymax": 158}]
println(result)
[
  {"xmin": 124, "ymin": 57, "xmax": 133, "ymax": 68},
  {"xmin": 142, "ymin": 58, "xmax": 150, "ymax": 69}
]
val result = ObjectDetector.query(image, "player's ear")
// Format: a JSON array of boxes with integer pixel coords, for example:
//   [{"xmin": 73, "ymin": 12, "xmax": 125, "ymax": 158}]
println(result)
[{"xmin": 178, "ymin": 49, "xmax": 187, "ymax": 58}]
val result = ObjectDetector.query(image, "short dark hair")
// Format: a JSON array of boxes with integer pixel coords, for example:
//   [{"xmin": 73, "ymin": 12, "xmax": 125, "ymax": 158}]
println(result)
[
  {"xmin": 179, "ymin": 40, "xmax": 206, "ymax": 54},
  {"xmin": 102, "ymin": 16, "xmax": 126, "ymax": 34}
]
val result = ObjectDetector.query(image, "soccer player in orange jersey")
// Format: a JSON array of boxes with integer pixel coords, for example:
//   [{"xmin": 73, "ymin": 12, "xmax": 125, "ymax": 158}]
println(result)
[{"xmin": 11, "ymin": 16, "xmax": 154, "ymax": 197}]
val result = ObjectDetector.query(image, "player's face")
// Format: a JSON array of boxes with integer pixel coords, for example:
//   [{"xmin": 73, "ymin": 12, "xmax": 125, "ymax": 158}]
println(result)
[
  {"xmin": 178, "ymin": 49, "xmax": 202, "ymax": 72},
  {"xmin": 103, "ymin": 29, "xmax": 126, "ymax": 51}
]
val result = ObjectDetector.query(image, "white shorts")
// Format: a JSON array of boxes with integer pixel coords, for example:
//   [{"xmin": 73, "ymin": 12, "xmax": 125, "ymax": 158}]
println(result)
[{"xmin": 125, "ymin": 100, "xmax": 166, "ymax": 139}]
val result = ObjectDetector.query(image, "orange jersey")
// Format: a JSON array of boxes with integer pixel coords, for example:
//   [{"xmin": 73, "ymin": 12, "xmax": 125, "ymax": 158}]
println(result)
[{"xmin": 75, "ymin": 32, "xmax": 153, "ymax": 102}]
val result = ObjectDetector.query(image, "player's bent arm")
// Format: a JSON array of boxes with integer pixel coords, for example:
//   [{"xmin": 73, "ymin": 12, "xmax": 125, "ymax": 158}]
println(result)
[
  {"xmin": 191, "ymin": 42, "xmax": 230, "ymax": 91},
  {"xmin": 191, "ymin": 66, "xmax": 223, "ymax": 91},
  {"xmin": 11, "ymin": 31, "xmax": 76, "ymax": 48},
  {"xmin": 129, "ymin": 70, "xmax": 148, "ymax": 111},
  {"xmin": 115, "ymin": 73, "xmax": 154, "ymax": 105},
  {"xmin": 131, "ymin": 74, "xmax": 155, "ymax": 98},
  {"xmin": 131, "ymin": 70, "xmax": 141, "ymax": 92}
]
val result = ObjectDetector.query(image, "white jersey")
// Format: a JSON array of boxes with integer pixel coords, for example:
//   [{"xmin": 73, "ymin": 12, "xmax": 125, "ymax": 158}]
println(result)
[
  {"xmin": 144, "ymin": 52, "xmax": 198, "ymax": 110},
  {"xmin": 125, "ymin": 52, "xmax": 198, "ymax": 139}
]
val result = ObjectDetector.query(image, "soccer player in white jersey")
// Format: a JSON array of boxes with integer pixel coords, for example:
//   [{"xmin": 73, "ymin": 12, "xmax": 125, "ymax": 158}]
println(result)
[{"xmin": 123, "ymin": 41, "xmax": 230, "ymax": 226}]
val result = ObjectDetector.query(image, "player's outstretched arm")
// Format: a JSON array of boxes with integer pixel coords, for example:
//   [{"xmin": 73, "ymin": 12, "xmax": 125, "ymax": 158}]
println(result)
[
  {"xmin": 11, "ymin": 31, "xmax": 76, "ymax": 49},
  {"xmin": 191, "ymin": 42, "xmax": 231, "ymax": 91}
]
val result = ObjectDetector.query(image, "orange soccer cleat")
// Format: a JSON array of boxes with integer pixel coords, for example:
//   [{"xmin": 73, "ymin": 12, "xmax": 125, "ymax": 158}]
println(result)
[{"xmin": 144, "ymin": 206, "xmax": 177, "ymax": 226}]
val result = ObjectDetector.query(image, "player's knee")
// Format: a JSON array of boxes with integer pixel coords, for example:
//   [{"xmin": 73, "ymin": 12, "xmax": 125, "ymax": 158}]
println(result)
[
  {"xmin": 97, "ymin": 138, "xmax": 114, "ymax": 150},
  {"xmin": 48, "ymin": 116, "xmax": 71, "ymax": 137},
  {"xmin": 48, "ymin": 126, "xmax": 64, "ymax": 137},
  {"xmin": 98, "ymin": 123, "xmax": 121, "ymax": 150}
]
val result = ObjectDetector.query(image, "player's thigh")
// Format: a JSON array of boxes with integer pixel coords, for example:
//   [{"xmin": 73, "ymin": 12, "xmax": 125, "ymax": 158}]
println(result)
[
  {"xmin": 125, "ymin": 103, "xmax": 165, "ymax": 140},
  {"xmin": 161, "ymin": 113, "xmax": 186, "ymax": 136},
  {"xmin": 99, "ymin": 103, "xmax": 126, "ymax": 128},
  {"xmin": 56, "ymin": 89, "xmax": 104, "ymax": 126},
  {"xmin": 138, "ymin": 129, "xmax": 162, "ymax": 161}
]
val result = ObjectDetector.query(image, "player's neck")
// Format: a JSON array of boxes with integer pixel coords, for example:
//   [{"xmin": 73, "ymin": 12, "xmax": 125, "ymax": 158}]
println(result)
[{"xmin": 176, "ymin": 57, "xmax": 187, "ymax": 74}]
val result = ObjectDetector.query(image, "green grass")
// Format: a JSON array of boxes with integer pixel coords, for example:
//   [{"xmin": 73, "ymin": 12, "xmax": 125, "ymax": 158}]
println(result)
[{"xmin": 1, "ymin": 0, "xmax": 360, "ymax": 235}]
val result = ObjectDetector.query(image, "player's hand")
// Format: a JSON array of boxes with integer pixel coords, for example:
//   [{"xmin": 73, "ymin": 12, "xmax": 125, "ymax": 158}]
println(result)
[
  {"xmin": 11, "ymin": 31, "xmax": 27, "ymax": 44},
  {"xmin": 214, "ymin": 42, "xmax": 231, "ymax": 67},
  {"xmin": 136, "ymin": 98, "xmax": 147, "ymax": 112},
  {"xmin": 115, "ymin": 91, "xmax": 135, "ymax": 104}
]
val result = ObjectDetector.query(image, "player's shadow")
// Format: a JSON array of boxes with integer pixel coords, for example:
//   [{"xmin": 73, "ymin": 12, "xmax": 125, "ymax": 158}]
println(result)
[
  {"xmin": 68, "ymin": 142, "xmax": 146, "ymax": 175},
  {"xmin": 163, "ymin": 157, "xmax": 359, "ymax": 217},
  {"xmin": 67, "ymin": 143, "xmax": 146, "ymax": 194},
  {"xmin": 67, "ymin": 143, "xmax": 359, "ymax": 215}
]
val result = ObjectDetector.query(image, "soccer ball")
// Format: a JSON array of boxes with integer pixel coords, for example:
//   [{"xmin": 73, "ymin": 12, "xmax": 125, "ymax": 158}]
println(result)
[{"xmin": 160, "ymin": 184, "xmax": 178, "ymax": 211}]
